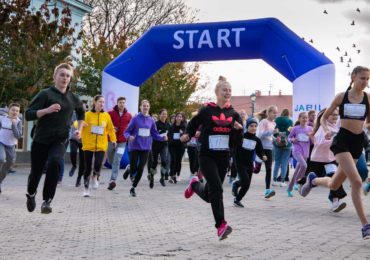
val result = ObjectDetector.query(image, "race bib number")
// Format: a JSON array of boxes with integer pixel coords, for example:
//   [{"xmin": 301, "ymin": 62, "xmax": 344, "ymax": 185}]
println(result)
[
  {"xmin": 208, "ymin": 135, "xmax": 229, "ymax": 150},
  {"xmin": 1, "ymin": 119, "xmax": 12, "ymax": 129},
  {"xmin": 138, "ymin": 128, "xmax": 150, "ymax": 137},
  {"xmin": 297, "ymin": 133, "xmax": 309, "ymax": 142},
  {"xmin": 242, "ymin": 139, "xmax": 257, "ymax": 150},
  {"xmin": 116, "ymin": 147, "xmax": 125, "ymax": 155},
  {"xmin": 344, "ymin": 103, "xmax": 366, "ymax": 118},
  {"xmin": 324, "ymin": 163, "xmax": 337, "ymax": 174},
  {"xmin": 91, "ymin": 126, "xmax": 104, "ymax": 135},
  {"xmin": 173, "ymin": 133, "xmax": 180, "ymax": 140}
]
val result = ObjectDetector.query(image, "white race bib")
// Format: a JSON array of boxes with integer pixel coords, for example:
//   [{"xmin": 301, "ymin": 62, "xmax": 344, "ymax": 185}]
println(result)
[
  {"xmin": 116, "ymin": 147, "xmax": 125, "ymax": 155},
  {"xmin": 1, "ymin": 119, "xmax": 12, "ymax": 129},
  {"xmin": 91, "ymin": 126, "xmax": 104, "ymax": 135},
  {"xmin": 242, "ymin": 139, "xmax": 257, "ymax": 150},
  {"xmin": 344, "ymin": 103, "xmax": 366, "ymax": 118},
  {"xmin": 324, "ymin": 163, "xmax": 337, "ymax": 174},
  {"xmin": 297, "ymin": 133, "xmax": 309, "ymax": 142},
  {"xmin": 138, "ymin": 128, "xmax": 150, "ymax": 137},
  {"xmin": 208, "ymin": 135, "xmax": 229, "ymax": 150},
  {"xmin": 173, "ymin": 133, "xmax": 180, "ymax": 140}
]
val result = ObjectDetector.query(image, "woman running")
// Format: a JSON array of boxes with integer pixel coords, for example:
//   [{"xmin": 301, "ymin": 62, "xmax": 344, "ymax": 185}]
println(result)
[
  {"xmin": 124, "ymin": 100, "xmax": 167, "ymax": 196},
  {"xmin": 181, "ymin": 76, "xmax": 243, "ymax": 240},
  {"xmin": 300, "ymin": 66, "xmax": 370, "ymax": 239},
  {"xmin": 81, "ymin": 95, "xmax": 116, "ymax": 197}
]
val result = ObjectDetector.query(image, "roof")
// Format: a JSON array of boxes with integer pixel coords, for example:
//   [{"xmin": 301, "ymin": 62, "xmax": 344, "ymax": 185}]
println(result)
[{"xmin": 230, "ymin": 95, "xmax": 292, "ymax": 115}]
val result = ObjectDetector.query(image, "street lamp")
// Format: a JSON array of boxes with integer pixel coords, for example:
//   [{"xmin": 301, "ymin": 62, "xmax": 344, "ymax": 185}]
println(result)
[{"xmin": 250, "ymin": 93, "xmax": 256, "ymax": 117}]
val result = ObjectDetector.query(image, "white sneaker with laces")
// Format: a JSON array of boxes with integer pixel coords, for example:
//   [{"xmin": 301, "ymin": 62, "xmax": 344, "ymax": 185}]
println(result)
[
  {"xmin": 272, "ymin": 181, "xmax": 279, "ymax": 187},
  {"xmin": 92, "ymin": 176, "xmax": 99, "ymax": 189},
  {"xmin": 280, "ymin": 182, "xmax": 287, "ymax": 187},
  {"xmin": 331, "ymin": 200, "xmax": 346, "ymax": 213}
]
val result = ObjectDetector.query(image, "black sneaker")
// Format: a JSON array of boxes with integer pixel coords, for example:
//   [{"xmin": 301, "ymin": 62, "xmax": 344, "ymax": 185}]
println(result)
[
  {"xmin": 123, "ymin": 165, "xmax": 130, "ymax": 180},
  {"xmin": 149, "ymin": 174, "xmax": 154, "ymax": 189},
  {"xmin": 160, "ymin": 177, "xmax": 166, "ymax": 187},
  {"xmin": 233, "ymin": 199, "xmax": 244, "ymax": 208},
  {"xmin": 173, "ymin": 177, "xmax": 177, "ymax": 184},
  {"xmin": 231, "ymin": 181, "xmax": 238, "ymax": 197},
  {"xmin": 69, "ymin": 167, "xmax": 76, "ymax": 177},
  {"xmin": 164, "ymin": 174, "xmax": 169, "ymax": 181},
  {"xmin": 41, "ymin": 200, "xmax": 52, "ymax": 214},
  {"xmin": 26, "ymin": 193, "xmax": 36, "ymax": 212},
  {"xmin": 107, "ymin": 181, "xmax": 116, "ymax": 190},
  {"xmin": 130, "ymin": 187, "xmax": 136, "ymax": 197},
  {"xmin": 75, "ymin": 176, "xmax": 81, "ymax": 187}
]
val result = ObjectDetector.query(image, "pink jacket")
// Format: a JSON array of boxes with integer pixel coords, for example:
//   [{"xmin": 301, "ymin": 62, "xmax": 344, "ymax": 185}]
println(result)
[{"xmin": 310, "ymin": 121, "xmax": 338, "ymax": 163}]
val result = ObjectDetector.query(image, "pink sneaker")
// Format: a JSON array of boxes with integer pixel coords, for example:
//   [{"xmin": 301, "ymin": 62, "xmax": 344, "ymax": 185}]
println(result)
[
  {"xmin": 217, "ymin": 221, "xmax": 232, "ymax": 241},
  {"xmin": 184, "ymin": 176, "xmax": 199, "ymax": 199}
]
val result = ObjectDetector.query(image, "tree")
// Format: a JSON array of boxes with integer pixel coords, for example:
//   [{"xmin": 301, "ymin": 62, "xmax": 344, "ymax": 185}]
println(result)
[
  {"xmin": 76, "ymin": 0, "xmax": 199, "ymax": 106},
  {"xmin": 0, "ymin": 0, "xmax": 76, "ymax": 107}
]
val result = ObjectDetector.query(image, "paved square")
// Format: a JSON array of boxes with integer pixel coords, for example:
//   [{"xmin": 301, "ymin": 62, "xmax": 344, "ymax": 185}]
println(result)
[{"xmin": 0, "ymin": 164, "xmax": 369, "ymax": 259}]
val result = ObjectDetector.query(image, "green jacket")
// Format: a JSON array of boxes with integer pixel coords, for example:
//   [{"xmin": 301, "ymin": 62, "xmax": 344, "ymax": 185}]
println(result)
[
  {"xmin": 274, "ymin": 116, "xmax": 293, "ymax": 148},
  {"xmin": 26, "ymin": 86, "xmax": 84, "ymax": 144}
]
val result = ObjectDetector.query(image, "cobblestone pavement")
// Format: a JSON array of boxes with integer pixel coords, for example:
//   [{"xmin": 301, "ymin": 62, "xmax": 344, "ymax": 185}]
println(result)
[{"xmin": 0, "ymin": 164, "xmax": 370, "ymax": 260}]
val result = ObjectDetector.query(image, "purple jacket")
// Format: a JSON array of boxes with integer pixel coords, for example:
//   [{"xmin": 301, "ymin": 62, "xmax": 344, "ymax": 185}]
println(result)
[{"xmin": 124, "ymin": 113, "xmax": 164, "ymax": 151}]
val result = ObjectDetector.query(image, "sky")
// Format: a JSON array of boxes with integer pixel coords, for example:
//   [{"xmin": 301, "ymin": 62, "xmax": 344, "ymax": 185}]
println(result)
[{"xmin": 184, "ymin": 0, "xmax": 370, "ymax": 99}]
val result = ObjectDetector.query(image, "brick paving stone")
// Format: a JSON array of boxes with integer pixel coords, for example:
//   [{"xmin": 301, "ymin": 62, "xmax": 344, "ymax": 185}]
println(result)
[{"xmin": 0, "ymin": 164, "xmax": 370, "ymax": 259}]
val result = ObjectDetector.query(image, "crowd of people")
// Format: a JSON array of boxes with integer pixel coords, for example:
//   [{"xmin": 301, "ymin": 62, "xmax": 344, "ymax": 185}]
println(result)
[{"xmin": 1, "ymin": 63, "xmax": 370, "ymax": 241}]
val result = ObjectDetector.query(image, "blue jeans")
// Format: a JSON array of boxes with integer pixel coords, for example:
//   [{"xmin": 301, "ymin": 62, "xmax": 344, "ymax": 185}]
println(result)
[
  {"xmin": 273, "ymin": 146, "xmax": 291, "ymax": 182},
  {"xmin": 357, "ymin": 153, "xmax": 368, "ymax": 182},
  {"xmin": 109, "ymin": 142, "xmax": 126, "ymax": 181}
]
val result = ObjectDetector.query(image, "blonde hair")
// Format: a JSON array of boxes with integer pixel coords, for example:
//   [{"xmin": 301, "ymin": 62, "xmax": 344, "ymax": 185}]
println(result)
[
  {"xmin": 53, "ymin": 63, "xmax": 74, "ymax": 78},
  {"xmin": 141, "ymin": 99, "xmax": 150, "ymax": 106},
  {"xmin": 215, "ymin": 75, "xmax": 231, "ymax": 92}
]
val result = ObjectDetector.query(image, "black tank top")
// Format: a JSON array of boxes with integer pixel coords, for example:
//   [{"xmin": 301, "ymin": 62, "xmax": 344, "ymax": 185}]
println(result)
[{"xmin": 339, "ymin": 89, "xmax": 369, "ymax": 121}]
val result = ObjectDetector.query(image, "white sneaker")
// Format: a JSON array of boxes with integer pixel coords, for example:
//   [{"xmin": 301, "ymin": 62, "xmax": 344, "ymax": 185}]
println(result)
[
  {"xmin": 272, "ymin": 181, "xmax": 279, "ymax": 187},
  {"xmin": 83, "ymin": 187, "xmax": 90, "ymax": 197},
  {"xmin": 280, "ymin": 182, "xmax": 287, "ymax": 187},
  {"xmin": 92, "ymin": 176, "xmax": 99, "ymax": 189},
  {"xmin": 331, "ymin": 200, "xmax": 346, "ymax": 213}
]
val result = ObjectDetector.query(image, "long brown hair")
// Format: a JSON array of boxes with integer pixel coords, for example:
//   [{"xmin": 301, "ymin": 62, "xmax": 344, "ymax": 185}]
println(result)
[
  {"xmin": 347, "ymin": 66, "xmax": 370, "ymax": 90},
  {"xmin": 312, "ymin": 108, "xmax": 327, "ymax": 136}
]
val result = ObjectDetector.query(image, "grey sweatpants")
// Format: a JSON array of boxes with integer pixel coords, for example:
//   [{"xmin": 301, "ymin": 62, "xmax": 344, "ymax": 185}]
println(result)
[{"xmin": 0, "ymin": 142, "xmax": 16, "ymax": 183}]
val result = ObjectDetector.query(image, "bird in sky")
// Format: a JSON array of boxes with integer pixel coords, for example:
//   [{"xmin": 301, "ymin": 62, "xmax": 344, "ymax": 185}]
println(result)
[
  {"xmin": 352, "ymin": 43, "xmax": 356, "ymax": 48},
  {"xmin": 309, "ymin": 39, "xmax": 314, "ymax": 43},
  {"xmin": 347, "ymin": 63, "xmax": 350, "ymax": 68},
  {"xmin": 323, "ymin": 10, "xmax": 328, "ymax": 14},
  {"xmin": 336, "ymin": 46, "xmax": 340, "ymax": 51},
  {"xmin": 344, "ymin": 51, "xmax": 348, "ymax": 56},
  {"xmin": 356, "ymin": 8, "xmax": 360, "ymax": 13},
  {"xmin": 351, "ymin": 20, "xmax": 355, "ymax": 26},
  {"xmin": 348, "ymin": 58, "xmax": 352, "ymax": 63},
  {"xmin": 357, "ymin": 50, "xmax": 361, "ymax": 54},
  {"xmin": 340, "ymin": 56, "xmax": 344, "ymax": 62}
]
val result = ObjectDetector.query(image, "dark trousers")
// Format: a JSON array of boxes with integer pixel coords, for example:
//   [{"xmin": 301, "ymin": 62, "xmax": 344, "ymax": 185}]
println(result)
[
  {"xmin": 264, "ymin": 149, "xmax": 273, "ymax": 189},
  {"xmin": 83, "ymin": 151, "xmax": 105, "ymax": 188},
  {"xmin": 130, "ymin": 150, "xmax": 149, "ymax": 188},
  {"xmin": 235, "ymin": 154, "xmax": 254, "ymax": 202},
  {"xmin": 149, "ymin": 144, "xmax": 169, "ymax": 176},
  {"xmin": 187, "ymin": 146, "xmax": 199, "ymax": 174},
  {"xmin": 169, "ymin": 145, "xmax": 185, "ymax": 177},
  {"xmin": 27, "ymin": 140, "xmax": 67, "ymax": 201},
  {"xmin": 70, "ymin": 139, "xmax": 85, "ymax": 179},
  {"xmin": 230, "ymin": 153, "xmax": 238, "ymax": 179},
  {"xmin": 192, "ymin": 152, "xmax": 229, "ymax": 228}
]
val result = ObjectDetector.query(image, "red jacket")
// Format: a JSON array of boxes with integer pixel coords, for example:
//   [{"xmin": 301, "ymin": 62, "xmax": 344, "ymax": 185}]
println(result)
[{"xmin": 108, "ymin": 106, "xmax": 132, "ymax": 143}]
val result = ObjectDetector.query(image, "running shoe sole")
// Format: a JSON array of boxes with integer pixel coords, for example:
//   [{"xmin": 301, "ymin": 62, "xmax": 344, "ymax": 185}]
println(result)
[
  {"xmin": 332, "ymin": 202, "xmax": 347, "ymax": 213},
  {"xmin": 219, "ymin": 226, "xmax": 233, "ymax": 241},
  {"xmin": 264, "ymin": 190, "xmax": 275, "ymax": 199}
]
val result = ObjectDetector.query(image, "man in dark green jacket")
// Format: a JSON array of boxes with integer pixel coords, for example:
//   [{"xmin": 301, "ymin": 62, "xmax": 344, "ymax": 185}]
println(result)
[{"xmin": 25, "ymin": 63, "xmax": 84, "ymax": 214}]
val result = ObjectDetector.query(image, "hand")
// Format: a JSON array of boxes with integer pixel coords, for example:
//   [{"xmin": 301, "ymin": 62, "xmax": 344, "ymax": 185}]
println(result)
[
  {"xmin": 233, "ymin": 121, "xmax": 243, "ymax": 130},
  {"xmin": 163, "ymin": 135, "xmax": 168, "ymax": 141},
  {"xmin": 11, "ymin": 118, "xmax": 17, "ymax": 124},
  {"xmin": 324, "ymin": 131, "xmax": 332, "ymax": 140},
  {"xmin": 291, "ymin": 138, "xmax": 297, "ymax": 143},
  {"xmin": 180, "ymin": 134, "xmax": 189, "ymax": 142},
  {"xmin": 129, "ymin": 136, "xmax": 135, "ymax": 142},
  {"xmin": 74, "ymin": 130, "xmax": 81, "ymax": 140},
  {"xmin": 276, "ymin": 136, "xmax": 281, "ymax": 143},
  {"xmin": 262, "ymin": 156, "xmax": 267, "ymax": 161},
  {"xmin": 274, "ymin": 128, "xmax": 279, "ymax": 134},
  {"xmin": 47, "ymin": 103, "xmax": 61, "ymax": 114},
  {"xmin": 195, "ymin": 131, "xmax": 201, "ymax": 138}
]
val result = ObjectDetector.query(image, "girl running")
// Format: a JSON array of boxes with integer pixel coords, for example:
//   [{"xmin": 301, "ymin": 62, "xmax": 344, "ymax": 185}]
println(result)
[
  {"xmin": 287, "ymin": 112, "xmax": 312, "ymax": 197},
  {"xmin": 181, "ymin": 76, "xmax": 243, "ymax": 240},
  {"xmin": 300, "ymin": 66, "xmax": 370, "ymax": 239}
]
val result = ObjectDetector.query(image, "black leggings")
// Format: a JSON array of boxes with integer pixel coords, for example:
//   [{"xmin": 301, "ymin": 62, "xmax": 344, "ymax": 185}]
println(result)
[
  {"xmin": 187, "ymin": 146, "xmax": 199, "ymax": 174},
  {"xmin": 27, "ymin": 140, "xmax": 67, "ymax": 201},
  {"xmin": 169, "ymin": 145, "xmax": 185, "ymax": 177},
  {"xmin": 235, "ymin": 154, "xmax": 254, "ymax": 202},
  {"xmin": 130, "ymin": 150, "xmax": 150, "ymax": 188},
  {"xmin": 192, "ymin": 152, "xmax": 229, "ymax": 228},
  {"xmin": 83, "ymin": 151, "xmax": 105, "ymax": 188},
  {"xmin": 263, "ymin": 149, "xmax": 273, "ymax": 189},
  {"xmin": 70, "ymin": 139, "xmax": 85, "ymax": 179}
]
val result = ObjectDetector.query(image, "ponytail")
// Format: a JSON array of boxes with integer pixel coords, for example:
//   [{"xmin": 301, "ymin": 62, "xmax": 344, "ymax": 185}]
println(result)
[{"xmin": 312, "ymin": 108, "xmax": 326, "ymax": 136}]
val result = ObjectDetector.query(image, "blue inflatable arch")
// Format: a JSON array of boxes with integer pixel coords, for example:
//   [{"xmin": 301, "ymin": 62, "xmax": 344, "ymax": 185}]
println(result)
[{"xmin": 103, "ymin": 17, "xmax": 335, "ymax": 118}]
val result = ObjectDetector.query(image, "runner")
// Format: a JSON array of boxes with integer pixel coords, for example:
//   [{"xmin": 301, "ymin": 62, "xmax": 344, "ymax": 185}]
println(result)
[
  {"xmin": 181, "ymin": 76, "xmax": 243, "ymax": 240},
  {"xmin": 300, "ymin": 66, "xmax": 370, "ymax": 239}
]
